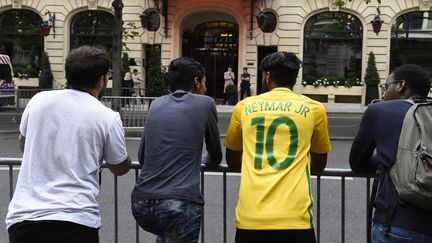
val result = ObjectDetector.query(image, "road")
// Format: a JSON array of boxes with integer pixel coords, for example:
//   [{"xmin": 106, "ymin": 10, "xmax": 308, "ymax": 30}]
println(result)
[{"xmin": 0, "ymin": 112, "xmax": 368, "ymax": 243}]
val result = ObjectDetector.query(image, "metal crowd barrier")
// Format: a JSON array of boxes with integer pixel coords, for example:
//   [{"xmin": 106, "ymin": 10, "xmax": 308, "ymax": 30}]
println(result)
[
  {"xmin": 0, "ymin": 88, "xmax": 157, "ymax": 126},
  {"xmin": 0, "ymin": 89, "xmax": 53, "ymax": 124},
  {"xmin": 0, "ymin": 158, "xmax": 373, "ymax": 243},
  {"xmin": 100, "ymin": 96, "xmax": 157, "ymax": 127}
]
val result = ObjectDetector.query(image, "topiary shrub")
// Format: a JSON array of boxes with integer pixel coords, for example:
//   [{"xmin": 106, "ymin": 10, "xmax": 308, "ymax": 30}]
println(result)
[
  {"xmin": 38, "ymin": 52, "xmax": 53, "ymax": 89},
  {"xmin": 364, "ymin": 51, "xmax": 380, "ymax": 86},
  {"xmin": 145, "ymin": 45, "xmax": 166, "ymax": 97},
  {"xmin": 364, "ymin": 51, "xmax": 380, "ymax": 104}
]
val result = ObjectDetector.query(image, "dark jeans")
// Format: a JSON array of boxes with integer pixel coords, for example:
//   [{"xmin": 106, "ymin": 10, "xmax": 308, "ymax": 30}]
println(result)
[
  {"xmin": 132, "ymin": 199, "xmax": 202, "ymax": 243},
  {"xmin": 372, "ymin": 223, "xmax": 432, "ymax": 242},
  {"xmin": 235, "ymin": 228, "xmax": 316, "ymax": 243},
  {"xmin": 240, "ymin": 83, "xmax": 251, "ymax": 100},
  {"xmin": 8, "ymin": 220, "xmax": 99, "ymax": 243}
]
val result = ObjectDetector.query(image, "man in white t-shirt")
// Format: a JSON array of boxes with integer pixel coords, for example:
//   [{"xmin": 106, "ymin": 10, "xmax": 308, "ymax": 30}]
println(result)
[{"xmin": 5, "ymin": 46, "xmax": 131, "ymax": 243}]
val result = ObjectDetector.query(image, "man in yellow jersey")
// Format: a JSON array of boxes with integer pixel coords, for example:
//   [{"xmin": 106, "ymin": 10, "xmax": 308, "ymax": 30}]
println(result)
[{"xmin": 224, "ymin": 51, "xmax": 331, "ymax": 243}]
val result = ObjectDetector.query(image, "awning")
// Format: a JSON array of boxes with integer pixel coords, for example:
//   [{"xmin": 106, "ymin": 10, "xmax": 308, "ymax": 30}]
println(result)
[{"xmin": 0, "ymin": 55, "xmax": 11, "ymax": 65}]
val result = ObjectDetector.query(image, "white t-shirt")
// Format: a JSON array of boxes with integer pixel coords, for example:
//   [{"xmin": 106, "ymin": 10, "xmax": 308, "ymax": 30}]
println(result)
[{"xmin": 5, "ymin": 89, "xmax": 128, "ymax": 229}]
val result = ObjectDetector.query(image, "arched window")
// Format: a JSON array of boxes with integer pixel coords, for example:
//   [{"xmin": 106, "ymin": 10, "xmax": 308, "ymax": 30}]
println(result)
[
  {"xmin": 303, "ymin": 12, "xmax": 363, "ymax": 86},
  {"xmin": 391, "ymin": 11, "xmax": 432, "ymax": 73},
  {"xmin": 0, "ymin": 9, "xmax": 44, "ymax": 78},
  {"xmin": 70, "ymin": 11, "xmax": 114, "ymax": 53}
]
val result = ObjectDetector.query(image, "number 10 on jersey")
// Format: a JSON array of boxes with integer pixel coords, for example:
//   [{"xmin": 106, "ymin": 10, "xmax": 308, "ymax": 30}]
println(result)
[{"xmin": 251, "ymin": 116, "xmax": 298, "ymax": 170}]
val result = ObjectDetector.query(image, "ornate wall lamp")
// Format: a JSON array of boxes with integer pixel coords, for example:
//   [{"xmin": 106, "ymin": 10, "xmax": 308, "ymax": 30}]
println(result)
[
  {"xmin": 371, "ymin": 5, "xmax": 383, "ymax": 35},
  {"xmin": 139, "ymin": 0, "xmax": 167, "ymax": 38},
  {"xmin": 42, "ymin": 10, "xmax": 55, "ymax": 38}
]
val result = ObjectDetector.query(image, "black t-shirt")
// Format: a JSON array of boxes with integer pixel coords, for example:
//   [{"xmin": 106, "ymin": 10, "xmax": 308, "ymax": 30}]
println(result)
[{"xmin": 240, "ymin": 72, "xmax": 250, "ymax": 85}]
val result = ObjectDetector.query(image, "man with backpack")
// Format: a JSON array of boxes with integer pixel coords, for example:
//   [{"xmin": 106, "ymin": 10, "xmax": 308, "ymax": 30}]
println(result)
[{"xmin": 349, "ymin": 64, "xmax": 432, "ymax": 242}]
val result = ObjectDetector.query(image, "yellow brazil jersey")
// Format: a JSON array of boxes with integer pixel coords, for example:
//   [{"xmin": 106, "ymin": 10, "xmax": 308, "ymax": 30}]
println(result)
[{"xmin": 224, "ymin": 87, "xmax": 331, "ymax": 230}]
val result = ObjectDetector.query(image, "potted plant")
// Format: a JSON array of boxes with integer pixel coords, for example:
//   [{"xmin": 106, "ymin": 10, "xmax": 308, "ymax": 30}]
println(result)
[
  {"xmin": 225, "ymin": 84, "xmax": 238, "ymax": 105},
  {"xmin": 364, "ymin": 51, "xmax": 380, "ymax": 105}
]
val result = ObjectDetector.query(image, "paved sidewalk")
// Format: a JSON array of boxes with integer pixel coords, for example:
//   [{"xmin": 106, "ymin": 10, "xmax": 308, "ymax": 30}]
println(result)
[{"xmin": 216, "ymin": 103, "xmax": 367, "ymax": 114}]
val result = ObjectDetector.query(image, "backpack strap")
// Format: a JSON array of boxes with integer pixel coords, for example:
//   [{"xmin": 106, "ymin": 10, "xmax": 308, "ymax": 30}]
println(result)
[
  {"xmin": 368, "ymin": 163, "xmax": 400, "ymax": 238},
  {"xmin": 368, "ymin": 164, "xmax": 384, "ymax": 242},
  {"xmin": 381, "ymin": 200, "xmax": 398, "ymax": 236}
]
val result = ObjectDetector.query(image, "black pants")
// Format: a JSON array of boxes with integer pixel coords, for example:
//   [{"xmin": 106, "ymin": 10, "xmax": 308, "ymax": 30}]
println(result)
[
  {"xmin": 236, "ymin": 228, "xmax": 316, "ymax": 243},
  {"xmin": 8, "ymin": 220, "xmax": 99, "ymax": 243},
  {"xmin": 240, "ymin": 84, "xmax": 251, "ymax": 100}
]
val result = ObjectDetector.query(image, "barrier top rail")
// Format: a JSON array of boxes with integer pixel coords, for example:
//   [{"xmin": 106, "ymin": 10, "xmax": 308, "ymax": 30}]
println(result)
[{"xmin": 0, "ymin": 157, "xmax": 373, "ymax": 178}]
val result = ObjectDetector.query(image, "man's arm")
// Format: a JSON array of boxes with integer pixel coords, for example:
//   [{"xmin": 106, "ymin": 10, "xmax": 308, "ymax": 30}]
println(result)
[
  {"xmin": 18, "ymin": 134, "xmax": 25, "ymax": 153},
  {"xmin": 310, "ymin": 152, "xmax": 327, "ymax": 174},
  {"xmin": 349, "ymin": 108, "xmax": 377, "ymax": 172},
  {"xmin": 226, "ymin": 148, "xmax": 242, "ymax": 169},
  {"xmin": 108, "ymin": 156, "xmax": 131, "ymax": 176},
  {"xmin": 204, "ymin": 103, "xmax": 222, "ymax": 166}
]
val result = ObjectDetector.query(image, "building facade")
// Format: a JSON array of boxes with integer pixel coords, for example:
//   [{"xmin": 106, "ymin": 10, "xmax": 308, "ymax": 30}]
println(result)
[{"xmin": 0, "ymin": 0, "xmax": 431, "ymax": 102}]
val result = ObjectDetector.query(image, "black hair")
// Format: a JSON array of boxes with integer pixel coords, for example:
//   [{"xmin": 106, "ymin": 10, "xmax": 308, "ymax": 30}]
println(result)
[
  {"xmin": 259, "ymin": 51, "xmax": 302, "ymax": 86},
  {"xmin": 65, "ymin": 46, "xmax": 110, "ymax": 89},
  {"xmin": 392, "ymin": 64, "xmax": 431, "ymax": 97},
  {"xmin": 167, "ymin": 57, "xmax": 206, "ymax": 91}
]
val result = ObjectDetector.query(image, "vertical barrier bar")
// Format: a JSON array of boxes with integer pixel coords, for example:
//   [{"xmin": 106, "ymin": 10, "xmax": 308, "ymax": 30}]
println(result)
[
  {"xmin": 9, "ymin": 164, "xmax": 14, "ymax": 201},
  {"xmin": 366, "ymin": 178, "xmax": 371, "ymax": 243},
  {"xmin": 114, "ymin": 175, "xmax": 119, "ymax": 243},
  {"xmin": 317, "ymin": 175, "xmax": 321, "ymax": 243},
  {"xmin": 135, "ymin": 169, "xmax": 140, "ymax": 243},
  {"xmin": 223, "ymin": 172, "xmax": 227, "ymax": 243},
  {"xmin": 341, "ymin": 176, "xmax": 345, "ymax": 243},
  {"xmin": 201, "ymin": 171, "xmax": 205, "ymax": 243}
]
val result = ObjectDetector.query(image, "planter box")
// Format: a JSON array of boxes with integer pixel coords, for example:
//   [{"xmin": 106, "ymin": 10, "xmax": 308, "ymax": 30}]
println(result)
[
  {"xmin": 15, "ymin": 78, "xmax": 39, "ymax": 88},
  {"xmin": 294, "ymin": 85, "xmax": 364, "ymax": 104}
]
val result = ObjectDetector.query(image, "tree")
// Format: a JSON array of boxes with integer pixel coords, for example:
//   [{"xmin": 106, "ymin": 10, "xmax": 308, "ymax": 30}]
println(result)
[
  {"xmin": 111, "ymin": 0, "xmax": 124, "ymax": 97},
  {"xmin": 333, "ymin": 0, "xmax": 381, "ymax": 7},
  {"xmin": 38, "ymin": 52, "xmax": 53, "ymax": 89},
  {"xmin": 364, "ymin": 51, "xmax": 380, "ymax": 104}
]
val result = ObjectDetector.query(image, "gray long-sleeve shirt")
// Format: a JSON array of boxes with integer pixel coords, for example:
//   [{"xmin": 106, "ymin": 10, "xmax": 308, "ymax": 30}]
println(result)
[{"xmin": 131, "ymin": 90, "xmax": 222, "ymax": 204}]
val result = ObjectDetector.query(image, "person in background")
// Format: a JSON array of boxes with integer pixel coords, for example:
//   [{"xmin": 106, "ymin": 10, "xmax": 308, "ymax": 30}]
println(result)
[
  {"xmin": 6, "ymin": 45, "xmax": 131, "ymax": 243},
  {"xmin": 225, "ymin": 51, "xmax": 331, "ymax": 243},
  {"xmin": 121, "ymin": 71, "xmax": 134, "ymax": 106},
  {"xmin": 132, "ymin": 68, "xmax": 143, "ymax": 97},
  {"xmin": 131, "ymin": 57, "xmax": 222, "ymax": 243},
  {"xmin": 349, "ymin": 64, "xmax": 432, "ymax": 242},
  {"xmin": 240, "ymin": 67, "xmax": 251, "ymax": 100},
  {"xmin": 223, "ymin": 65, "xmax": 235, "ymax": 104}
]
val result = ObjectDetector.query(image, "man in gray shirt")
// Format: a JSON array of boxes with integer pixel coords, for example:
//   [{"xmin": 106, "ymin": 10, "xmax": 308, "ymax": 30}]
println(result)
[{"xmin": 131, "ymin": 57, "xmax": 222, "ymax": 243}]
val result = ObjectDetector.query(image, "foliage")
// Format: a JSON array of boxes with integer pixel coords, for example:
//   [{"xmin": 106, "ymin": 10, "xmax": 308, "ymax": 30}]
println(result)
[
  {"xmin": 364, "ymin": 51, "xmax": 380, "ymax": 85},
  {"xmin": 302, "ymin": 76, "xmax": 363, "ymax": 88},
  {"xmin": 333, "ymin": 0, "xmax": 380, "ymax": 7},
  {"xmin": 38, "ymin": 52, "xmax": 53, "ymax": 88},
  {"xmin": 225, "ymin": 84, "xmax": 238, "ymax": 95},
  {"xmin": 121, "ymin": 52, "xmax": 130, "ymax": 78},
  {"xmin": 145, "ymin": 45, "xmax": 166, "ymax": 97},
  {"xmin": 13, "ymin": 65, "xmax": 38, "ymax": 79},
  {"xmin": 122, "ymin": 21, "xmax": 139, "ymax": 51}
]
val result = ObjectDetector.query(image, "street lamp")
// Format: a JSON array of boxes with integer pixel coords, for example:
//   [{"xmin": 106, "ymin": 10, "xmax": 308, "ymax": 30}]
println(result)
[
  {"xmin": 41, "ymin": 10, "xmax": 55, "ymax": 38},
  {"xmin": 371, "ymin": 5, "xmax": 383, "ymax": 35}
]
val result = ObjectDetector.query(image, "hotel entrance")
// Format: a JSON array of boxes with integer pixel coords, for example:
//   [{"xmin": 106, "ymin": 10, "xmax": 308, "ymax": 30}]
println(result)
[{"xmin": 182, "ymin": 15, "xmax": 239, "ymax": 100}]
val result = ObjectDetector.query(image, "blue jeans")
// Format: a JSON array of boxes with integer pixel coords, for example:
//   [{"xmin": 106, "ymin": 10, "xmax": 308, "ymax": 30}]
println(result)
[
  {"xmin": 131, "ymin": 199, "xmax": 202, "ymax": 243},
  {"xmin": 372, "ymin": 223, "xmax": 432, "ymax": 242}
]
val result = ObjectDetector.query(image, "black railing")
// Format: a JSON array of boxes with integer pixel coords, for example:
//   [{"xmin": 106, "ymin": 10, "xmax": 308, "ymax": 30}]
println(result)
[{"xmin": 0, "ymin": 158, "xmax": 373, "ymax": 243}]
